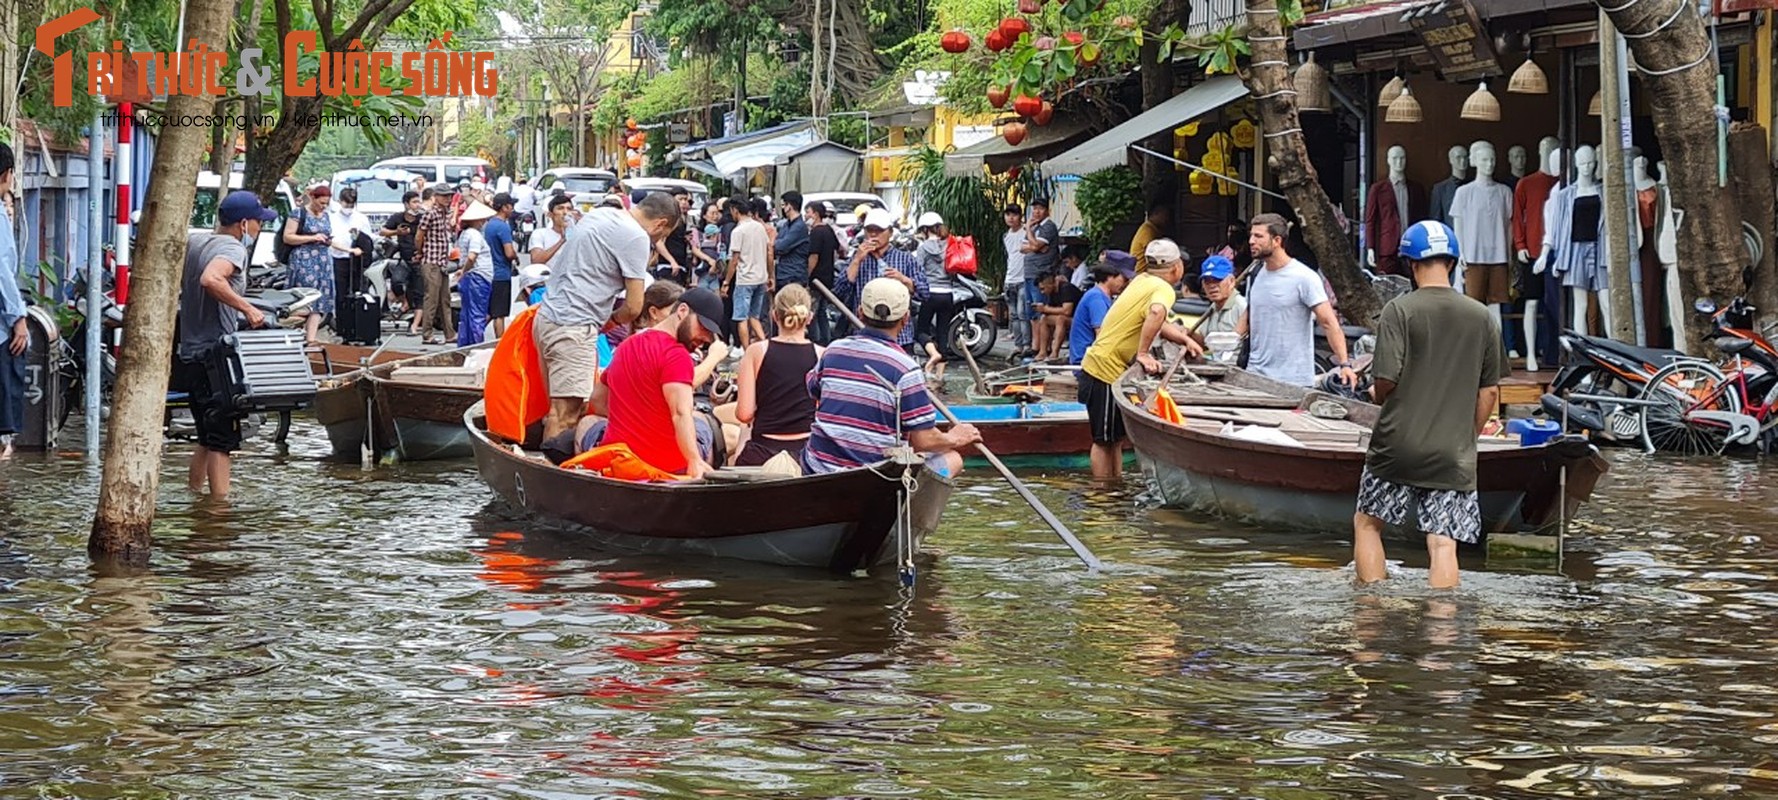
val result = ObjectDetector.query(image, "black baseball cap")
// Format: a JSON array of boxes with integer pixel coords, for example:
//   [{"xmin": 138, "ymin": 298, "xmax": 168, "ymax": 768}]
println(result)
[{"xmin": 681, "ymin": 287, "xmax": 727, "ymax": 341}]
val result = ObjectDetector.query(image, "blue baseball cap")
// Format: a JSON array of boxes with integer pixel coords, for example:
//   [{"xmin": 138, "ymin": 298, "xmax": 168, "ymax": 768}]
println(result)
[
  {"xmin": 1100, "ymin": 250, "xmax": 1137, "ymax": 277},
  {"xmin": 1200, "ymin": 254, "xmax": 1236, "ymax": 281},
  {"xmin": 218, "ymin": 190, "xmax": 279, "ymax": 225}
]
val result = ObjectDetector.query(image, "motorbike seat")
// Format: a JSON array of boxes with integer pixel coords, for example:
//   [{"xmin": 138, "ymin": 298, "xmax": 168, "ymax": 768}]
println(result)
[
  {"xmin": 1571, "ymin": 332, "xmax": 1684, "ymax": 369},
  {"xmin": 1173, "ymin": 297, "xmax": 1210, "ymax": 316},
  {"xmin": 1716, "ymin": 337, "xmax": 1756, "ymax": 356}
]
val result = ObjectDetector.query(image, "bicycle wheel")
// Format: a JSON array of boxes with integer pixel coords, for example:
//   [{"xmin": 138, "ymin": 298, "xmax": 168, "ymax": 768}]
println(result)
[{"xmin": 1639, "ymin": 361, "xmax": 1742, "ymax": 456}]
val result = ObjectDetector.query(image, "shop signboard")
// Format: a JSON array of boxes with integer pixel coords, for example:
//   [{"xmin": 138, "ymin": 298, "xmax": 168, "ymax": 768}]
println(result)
[{"xmin": 1407, "ymin": 0, "xmax": 1503, "ymax": 83}]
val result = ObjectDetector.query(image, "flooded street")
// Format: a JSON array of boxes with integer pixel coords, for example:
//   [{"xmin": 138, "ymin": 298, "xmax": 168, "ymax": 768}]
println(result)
[{"xmin": 3, "ymin": 418, "xmax": 1777, "ymax": 797}]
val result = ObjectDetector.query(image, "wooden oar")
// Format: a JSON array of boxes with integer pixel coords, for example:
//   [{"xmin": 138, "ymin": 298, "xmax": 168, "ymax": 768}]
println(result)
[
  {"xmin": 958, "ymin": 341, "xmax": 992, "ymax": 396},
  {"xmin": 812, "ymin": 280, "xmax": 1102, "ymax": 571}
]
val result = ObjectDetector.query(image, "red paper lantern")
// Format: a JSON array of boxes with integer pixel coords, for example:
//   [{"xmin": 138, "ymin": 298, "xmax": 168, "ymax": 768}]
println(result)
[
  {"xmin": 985, "ymin": 28, "xmax": 1011, "ymax": 52},
  {"xmin": 1063, "ymin": 31, "xmax": 1085, "ymax": 47},
  {"xmin": 627, "ymin": 132, "xmax": 646, "ymax": 149},
  {"xmin": 625, "ymin": 117, "xmax": 639, "ymax": 129},
  {"xmin": 1034, "ymin": 101, "xmax": 1055, "ymax": 126},
  {"xmin": 998, "ymin": 17, "xmax": 1030, "ymax": 40},
  {"xmin": 940, "ymin": 30, "xmax": 971, "ymax": 53},
  {"xmin": 1018, "ymin": 0, "xmax": 1044, "ymax": 14},
  {"xmin": 1002, "ymin": 122, "xmax": 1028, "ymax": 146},
  {"xmin": 1012, "ymin": 93, "xmax": 1043, "ymax": 117},
  {"xmin": 986, "ymin": 85, "xmax": 1010, "ymax": 109},
  {"xmin": 627, "ymin": 152, "xmax": 643, "ymax": 168}
]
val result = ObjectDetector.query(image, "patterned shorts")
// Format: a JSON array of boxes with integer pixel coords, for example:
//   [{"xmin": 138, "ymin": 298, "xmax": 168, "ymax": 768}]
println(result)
[{"xmin": 1356, "ymin": 467, "xmax": 1481, "ymax": 544}]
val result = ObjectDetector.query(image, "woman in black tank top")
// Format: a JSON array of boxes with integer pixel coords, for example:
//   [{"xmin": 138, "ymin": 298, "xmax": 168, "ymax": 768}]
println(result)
[{"xmin": 735, "ymin": 284, "xmax": 822, "ymax": 467}]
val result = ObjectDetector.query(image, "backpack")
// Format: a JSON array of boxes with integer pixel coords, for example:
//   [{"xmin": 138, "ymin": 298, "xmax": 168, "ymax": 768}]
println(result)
[
  {"xmin": 943, "ymin": 234, "xmax": 978, "ymax": 276},
  {"xmin": 274, "ymin": 207, "xmax": 309, "ymax": 265}
]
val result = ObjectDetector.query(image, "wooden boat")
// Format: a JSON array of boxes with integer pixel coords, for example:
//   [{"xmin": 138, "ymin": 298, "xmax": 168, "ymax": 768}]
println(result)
[
  {"xmin": 1115, "ymin": 365, "xmax": 1610, "ymax": 537},
  {"xmin": 314, "ymin": 344, "xmax": 493, "ymax": 461},
  {"xmin": 466, "ymin": 403, "xmax": 954, "ymax": 572},
  {"xmin": 307, "ymin": 342, "xmax": 419, "ymax": 376},
  {"xmin": 946, "ymin": 401, "xmax": 1101, "ymax": 468}
]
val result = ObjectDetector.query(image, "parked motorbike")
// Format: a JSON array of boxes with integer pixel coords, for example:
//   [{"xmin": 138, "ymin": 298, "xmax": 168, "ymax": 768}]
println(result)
[
  {"xmin": 945, "ymin": 273, "xmax": 998, "ymax": 359},
  {"xmin": 515, "ymin": 211, "xmax": 537, "ymax": 250},
  {"xmin": 361, "ymin": 238, "xmax": 406, "ymax": 317},
  {"xmin": 1539, "ymin": 328, "xmax": 1690, "ymax": 441}
]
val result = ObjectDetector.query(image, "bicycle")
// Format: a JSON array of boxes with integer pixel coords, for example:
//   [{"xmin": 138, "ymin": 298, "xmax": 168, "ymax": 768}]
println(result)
[{"xmin": 1636, "ymin": 298, "xmax": 1778, "ymax": 456}]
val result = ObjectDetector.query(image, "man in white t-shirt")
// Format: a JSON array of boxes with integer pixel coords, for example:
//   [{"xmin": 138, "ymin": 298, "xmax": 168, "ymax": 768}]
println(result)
[
  {"xmin": 527, "ymin": 193, "xmax": 573, "ymax": 268},
  {"xmin": 722, "ymin": 194, "xmax": 772, "ymax": 348},
  {"xmin": 1001, "ymin": 203, "xmax": 1030, "ymax": 357},
  {"xmin": 1236, "ymin": 213, "xmax": 1353, "ymax": 388},
  {"xmin": 512, "ymin": 173, "xmax": 537, "ymax": 217},
  {"xmin": 534, "ymin": 192, "xmax": 680, "ymax": 441}
]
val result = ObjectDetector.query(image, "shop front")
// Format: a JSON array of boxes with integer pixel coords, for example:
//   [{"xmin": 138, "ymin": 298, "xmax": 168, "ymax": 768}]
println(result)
[{"xmin": 1294, "ymin": 0, "xmax": 1764, "ymax": 355}]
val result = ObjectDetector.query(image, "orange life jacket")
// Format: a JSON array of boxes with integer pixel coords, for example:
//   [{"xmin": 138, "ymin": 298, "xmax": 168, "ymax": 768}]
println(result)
[
  {"xmin": 561, "ymin": 442, "xmax": 684, "ymax": 483},
  {"xmin": 1152, "ymin": 390, "xmax": 1184, "ymax": 425},
  {"xmin": 485, "ymin": 306, "xmax": 551, "ymax": 443}
]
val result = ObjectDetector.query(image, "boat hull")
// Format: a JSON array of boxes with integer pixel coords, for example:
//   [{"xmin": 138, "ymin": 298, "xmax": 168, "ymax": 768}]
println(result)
[
  {"xmin": 468, "ymin": 405, "xmax": 953, "ymax": 571},
  {"xmin": 314, "ymin": 345, "xmax": 490, "ymax": 462},
  {"xmin": 1117, "ymin": 370, "xmax": 1608, "ymax": 537}
]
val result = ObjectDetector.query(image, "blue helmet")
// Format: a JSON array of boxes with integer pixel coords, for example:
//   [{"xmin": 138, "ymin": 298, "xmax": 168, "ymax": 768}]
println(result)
[{"xmin": 1398, "ymin": 220, "xmax": 1460, "ymax": 263}]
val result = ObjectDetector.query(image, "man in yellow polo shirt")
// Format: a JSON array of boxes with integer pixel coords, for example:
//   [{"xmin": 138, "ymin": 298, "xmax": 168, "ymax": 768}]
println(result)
[{"xmin": 1079, "ymin": 239, "xmax": 1204, "ymax": 479}]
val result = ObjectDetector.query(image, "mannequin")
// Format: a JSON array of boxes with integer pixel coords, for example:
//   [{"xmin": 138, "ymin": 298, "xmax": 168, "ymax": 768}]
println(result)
[
  {"xmin": 1654, "ymin": 162, "xmax": 1686, "ymax": 353},
  {"xmin": 1514, "ymin": 136, "xmax": 1562, "ymax": 370},
  {"xmin": 1504, "ymin": 144, "xmax": 1528, "ymax": 190},
  {"xmin": 1364, "ymin": 145, "xmax": 1428, "ymax": 276},
  {"xmin": 1428, "ymin": 145, "xmax": 1470, "ymax": 226},
  {"xmin": 1536, "ymin": 144, "xmax": 1611, "ymax": 336},
  {"xmin": 1450, "ymin": 140, "xmax": 1515, "ymax": 353}
]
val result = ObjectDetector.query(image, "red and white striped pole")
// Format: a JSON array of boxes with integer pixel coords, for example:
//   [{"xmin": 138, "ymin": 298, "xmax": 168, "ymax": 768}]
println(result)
[{"xmin": 114, "ymin": 101, "xmax": 132, "ymax": 307}]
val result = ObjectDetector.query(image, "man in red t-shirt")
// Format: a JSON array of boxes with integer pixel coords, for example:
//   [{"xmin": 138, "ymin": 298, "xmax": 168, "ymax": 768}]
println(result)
[{"xmin": 585, "ymin": 287, "xmax": 727, "ymax": 477}]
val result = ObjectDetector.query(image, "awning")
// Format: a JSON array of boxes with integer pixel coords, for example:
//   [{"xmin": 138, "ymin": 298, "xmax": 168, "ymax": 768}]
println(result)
[
  {"xmin": 942, "ymin": 117, "xmax": 1094, "ymax": 177},
  {"xmin": 1040, "ymin": 75, "xmax": 1248, "ymax": 177},
  {"xmin": 1293, "ymin": 0, "xmax": 1593, "ymax": 49},
  {"xmin": 670, "ymin": 120, "xmax": 819, "ymax": 177}
]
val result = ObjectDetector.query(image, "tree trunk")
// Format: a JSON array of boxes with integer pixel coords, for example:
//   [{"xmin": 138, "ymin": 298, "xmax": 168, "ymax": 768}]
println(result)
[
  {"xmin": 243, "ymin": 94, "xmax": 324, "ymax": 198},
  {"xmin": 1595, "ymin": 0, "xmax": 1744, "ymax": 352},
  {"xmin": 88, "ymin": 0, "xmax": 235, "ymax": 569},
  {"xmin": 0, "ymin": 0, "xmax": 18, "ymax": 139},
  {"xmin": 206, "ymin": 0, "xmax": 251, "ymax": 177},
  {"xmin": 1243, "ymin": 0, "xmax": 1381, "ymax": 325},
  {"xmin": 1140, "ymin": 0, "xmax": 1188, "ymax": 200},
  {"xmin": 1728, "ymin": 122, "xmax": 1778, "ymax": 319}
]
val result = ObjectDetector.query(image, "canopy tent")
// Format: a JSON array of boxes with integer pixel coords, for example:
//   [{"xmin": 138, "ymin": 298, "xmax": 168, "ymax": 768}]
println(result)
[
  {"xmin": 1040, "ymin": 75, "xmax": 1248, "ymax": 177},
  {"xmin": 670, "ymin": 120, "xmax": 820, "ymax": 179},
  {"xmin": 773, "ymin": 141, "xmax": 865, "ymax": 196},
  {"xmin": 942, "ymin": 117, "xmax": 1094, "ymax": 177}
]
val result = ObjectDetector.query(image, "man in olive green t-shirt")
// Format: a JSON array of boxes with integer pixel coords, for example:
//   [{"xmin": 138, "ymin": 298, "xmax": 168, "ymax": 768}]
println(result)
[{"xmin": 1353, "ymin": 221, "xmax": 1503, "ymax": 590}]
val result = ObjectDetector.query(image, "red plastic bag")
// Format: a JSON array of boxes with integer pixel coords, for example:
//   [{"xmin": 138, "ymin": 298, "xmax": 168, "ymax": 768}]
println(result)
[{"xmin": 944, "ymin": 235, "xmax": 978, "ymax": 276}]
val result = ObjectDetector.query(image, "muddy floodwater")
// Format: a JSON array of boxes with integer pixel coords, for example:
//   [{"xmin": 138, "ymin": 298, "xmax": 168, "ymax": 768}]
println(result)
[{"xmin": 2, "ymin": 418, "xmax": 1776, "ymax": 797}]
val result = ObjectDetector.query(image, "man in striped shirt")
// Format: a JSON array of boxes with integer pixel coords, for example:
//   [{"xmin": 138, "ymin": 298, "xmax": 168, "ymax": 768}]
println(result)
[
  {"xmin": 833, "ymin": 208, "xmax": 928, "ymax": 348},
  {"xmin": 802, "ymin": 278, "xmax": 982, "ymax": 476}
]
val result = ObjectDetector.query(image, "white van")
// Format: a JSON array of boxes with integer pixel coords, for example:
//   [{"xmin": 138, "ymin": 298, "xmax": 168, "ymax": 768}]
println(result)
[
  {"xmin": 370, "ymin": 155, "xmax": 493, "ymax": 187},
  {"xmin": 190, "ymin": 170, "xmax": 301, "ymax": 267},
  {"xmin": 331, "ymin": 168, "xmax": 418, "ymax": 233}
]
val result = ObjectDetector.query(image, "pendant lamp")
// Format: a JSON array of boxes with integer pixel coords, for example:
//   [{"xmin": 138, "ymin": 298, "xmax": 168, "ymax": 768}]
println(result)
[
  {"xmin": 1508, "ymin": 55, "xmax": 1549, "ymax": 94},
  {"xmin": 1378, "ymin": 74, "xmax": 1405, "ymax": 108},
  {"xmin": 1385, "ymin": 86, "xmax": 1422, "ymax": 123},
  {"xmin": 1294, "ymin": 52, "xmax": 1332, "ymax": 113},
  {"xmin": 1587, "ymin": 88, "xmax": 1603, "ymax": 116},
  {"xmin": 1460, "ymin": 82, "xmax": 1501, "ymax": 121}
]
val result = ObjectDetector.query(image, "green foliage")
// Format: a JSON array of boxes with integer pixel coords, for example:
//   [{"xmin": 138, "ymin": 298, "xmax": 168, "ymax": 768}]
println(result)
[
  {"xmin": 1074, "ymin": 166, "xmax": 1143, "ymax": 243},
  {"xmin": 1194, "ymin": 26, "xmax": 1251, "ymax": 75},
  {"xmin": 908, "ymin": 145, "xmax": 1010, "ymax": 288},
  {"xmin": 644, "ymin": 125, "xmax": 669, "ymax": 175}
]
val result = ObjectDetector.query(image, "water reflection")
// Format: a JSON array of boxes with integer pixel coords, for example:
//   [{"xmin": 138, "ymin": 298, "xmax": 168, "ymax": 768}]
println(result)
[{"xmin": 2, "ymin": 424, "xmax": 1777, "ymax": 795}]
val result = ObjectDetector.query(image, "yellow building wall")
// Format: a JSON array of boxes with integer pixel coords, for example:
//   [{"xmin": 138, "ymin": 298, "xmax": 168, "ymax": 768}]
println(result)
[{"xmin": 865, "ymin": 106, "xmax": 997, "ymax": 184}]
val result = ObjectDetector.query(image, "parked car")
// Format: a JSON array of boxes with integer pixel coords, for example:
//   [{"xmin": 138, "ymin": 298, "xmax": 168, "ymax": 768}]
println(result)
[
  {"xmin": 621, "ymin": 177, "xmax": 709, "ymax": 209},
  {"xmin": 537, "ymin": 167, "xmax": 621, "ymax": 215},
  {"xmin": 190, "ymin": 170, "xmax": 299, "ymax": 267},
  {"xmin": 370, "ymin": 155, "xmax": 492, "ymax": 187},
  {"xmin": 331, "ymin": 168, "xmax": 417, "ymax": 233},
  {"xmin": 803, "ymin": 191, "xmax": 891, "ymax": 227}
]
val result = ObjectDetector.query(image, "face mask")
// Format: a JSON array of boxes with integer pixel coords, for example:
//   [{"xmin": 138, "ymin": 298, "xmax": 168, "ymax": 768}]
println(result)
[{"xmin": 341, "ymin": 204, "xmax": 355, "ymax": 213}]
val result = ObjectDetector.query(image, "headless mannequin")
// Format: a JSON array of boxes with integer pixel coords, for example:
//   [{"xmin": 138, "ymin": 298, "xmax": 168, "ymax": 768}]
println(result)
[
  {"xmin": 1450, "ymin": 140, "xmax": 1515, "ymax": 353},
  {"xmin": 1428, "ymin": 145, "xmax": 1470, "ymax": 225},
  {"xmin": 1364, "ymin": 145, "xmax": 1426, "ymax": 275},
  {"xmin": 1513, "ymin": 137, "xmax": 1562, "ymax": 371},
  {"xmin": 1654, "ymin": 162, "xmax": 1686, "ymax": 353},
  {"xmin": 1536, "ymin": 145, "xmax": 1612, "ymax": 336}
]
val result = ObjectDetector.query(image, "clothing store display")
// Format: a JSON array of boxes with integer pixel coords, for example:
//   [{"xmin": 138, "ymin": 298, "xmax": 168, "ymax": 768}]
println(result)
[{"xmin": 1363, "ymin": 178, "xmax": 1427, "ymax": 276}]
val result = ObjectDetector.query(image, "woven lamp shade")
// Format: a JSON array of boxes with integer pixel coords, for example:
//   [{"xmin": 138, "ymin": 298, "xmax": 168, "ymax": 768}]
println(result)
[
  {"xmin": 1294, "ymin": 52, "xmax": 1332, "ymax": 112},
  {"xmin": 1385, "ymin": 87, "xmax": 1422, "ymax": 123},
  {"xmin": 1588, "ymin": 89, "xmax": 1602, "ymax": 116},
  {"xmin": 1378, "ymin": 74, "xmax": 1405, "ymax": 107},
  {"xmin": 1508, "ymin": 58, "xmax": 1549, "ymax": 94},
  {"xmin": 1460, "ymin": 82, "xmax": 1501, "ymax": 121}
]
